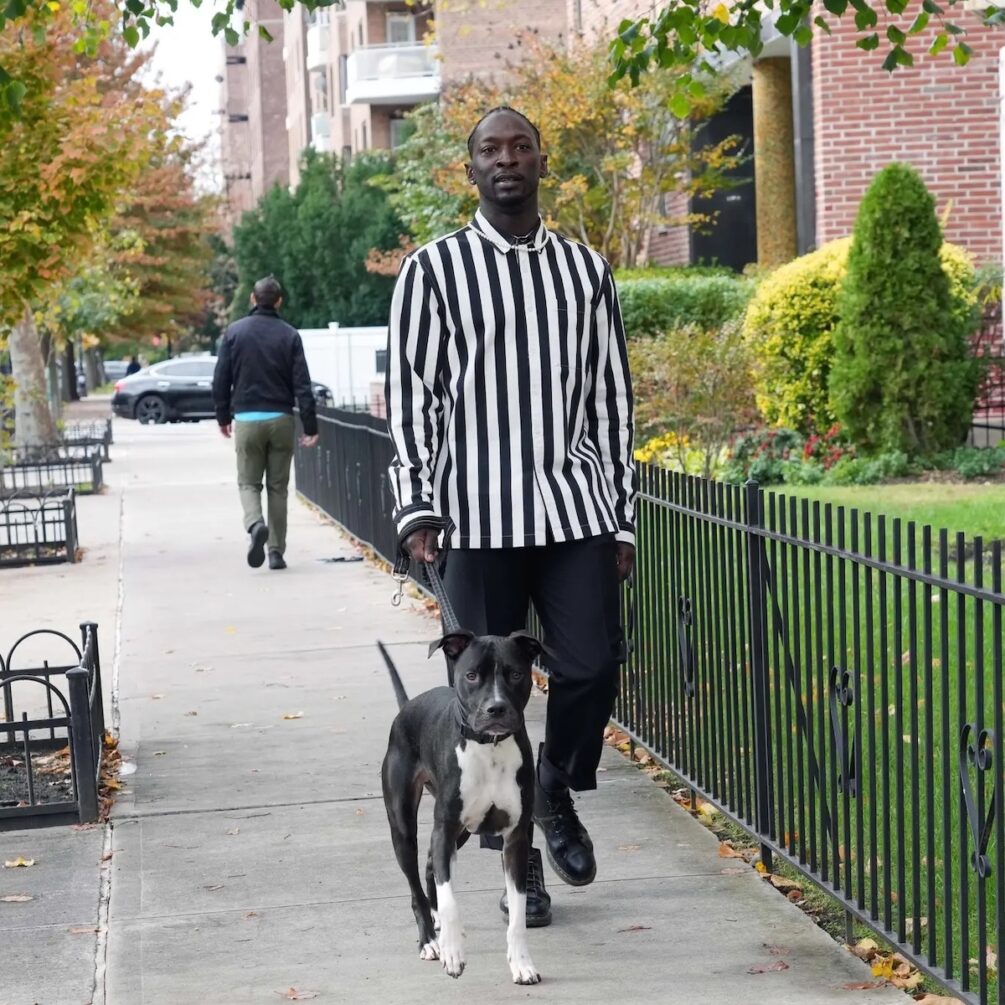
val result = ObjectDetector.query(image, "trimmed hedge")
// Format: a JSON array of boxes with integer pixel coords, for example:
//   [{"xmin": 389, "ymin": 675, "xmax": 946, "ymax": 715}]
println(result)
[
  {"xmin": 743, "ymin": 237, "xmax": 977, "ymax": 437},
  {"xmin": 617, "ymin": 273, "xmax": 753, "ymax": 337},
  {"xmin": 831, "ymin": 163, "xmax": 980, "ymax": 456}
]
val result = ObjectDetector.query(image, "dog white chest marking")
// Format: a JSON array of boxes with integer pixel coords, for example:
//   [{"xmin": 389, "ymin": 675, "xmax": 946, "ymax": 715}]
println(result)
[{"xmin": 455, "ymin": 737, "xmax": 523, "ymax": 835}]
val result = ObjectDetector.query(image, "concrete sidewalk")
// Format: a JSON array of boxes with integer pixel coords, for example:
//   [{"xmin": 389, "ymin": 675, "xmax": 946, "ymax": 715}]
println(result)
[{"xmin": 2, "ymin": 416, "xmax": 908, "ymax": 1005}]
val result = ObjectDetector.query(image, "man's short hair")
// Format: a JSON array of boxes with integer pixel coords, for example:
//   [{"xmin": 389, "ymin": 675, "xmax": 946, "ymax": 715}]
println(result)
[
  {"xmin": 466, "ymin": 107, "xmax": 542, "ymax": 156},
  {"xmin": 253, "ymin": 275, "xmax": 283, "ymax": 308}
]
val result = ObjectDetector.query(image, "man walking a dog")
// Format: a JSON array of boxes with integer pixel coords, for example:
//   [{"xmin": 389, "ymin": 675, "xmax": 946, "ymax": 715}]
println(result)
[{"xmin": 385, "ymin": 107, "xmax": 637, "ymax": 927}]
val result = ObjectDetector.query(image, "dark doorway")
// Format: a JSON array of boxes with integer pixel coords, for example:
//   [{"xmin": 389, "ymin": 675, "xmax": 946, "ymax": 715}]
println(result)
[{"xmin": 690, "ymin": 85, "xmax": 757, "ymax": 273}]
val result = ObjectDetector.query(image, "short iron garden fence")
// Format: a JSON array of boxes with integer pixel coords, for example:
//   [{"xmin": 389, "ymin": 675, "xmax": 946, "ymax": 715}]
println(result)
[
  {"xmin": 0, "ymin": 449, "xmax": 103, "ymax": 495},
  {"xmin": 62, "ymin": 417, "xmax": 113, "ymax": 462},
  {"xmin": 0, "ymin": 623, "xmax": 105, "ymax": 830},
  {"xmin": 0, "ymin": 489, "xmax": 78, "ymax": 568},
  {"xmin": 296, "ymin": 406, "xmax": 1004, "ymax": 1005}
]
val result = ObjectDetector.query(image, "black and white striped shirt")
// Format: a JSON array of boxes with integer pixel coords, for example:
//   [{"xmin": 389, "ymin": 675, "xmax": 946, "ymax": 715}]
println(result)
[{"xmin": 385, "ymin": 211, "xmax": 637, "ymax": 550}]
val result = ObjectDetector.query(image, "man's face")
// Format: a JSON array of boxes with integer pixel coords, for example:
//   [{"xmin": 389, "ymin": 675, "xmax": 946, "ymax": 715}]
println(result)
[{"xmin": 466, "ymin": 112, "xmax": 547, "ymax": 209}]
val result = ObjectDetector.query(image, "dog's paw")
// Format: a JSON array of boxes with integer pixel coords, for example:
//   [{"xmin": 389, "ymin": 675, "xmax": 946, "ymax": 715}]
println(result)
[
  {"xmin": 419, "ymin": 940, "xmax": 440, "ymax": 961},
  {"xmin": 439, "ymin": 930, "xmax": 466, "ymax": 978},
  {"xmin": 508, "ymin": 945, "xmax": 541, "ymax": 985}
]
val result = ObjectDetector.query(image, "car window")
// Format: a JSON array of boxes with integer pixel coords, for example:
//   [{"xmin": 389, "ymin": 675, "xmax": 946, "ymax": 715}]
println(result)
[
  {"xmin": 153, "ymin": 362, "xmax": 189, "ymax": 377},
  {"xmin": 155, "ymin": 360, "xmax": 214, "ymax": 378}
]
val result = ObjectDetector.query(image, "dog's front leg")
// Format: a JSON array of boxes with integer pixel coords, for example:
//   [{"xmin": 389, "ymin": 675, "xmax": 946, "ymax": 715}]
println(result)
[
  {"xmin": 502, "ymin": 829, "xmax": 541, "ymax": 985},
  {"xmin": 430, "ymin": 821, "xmax": 465, "ymax": 978}
]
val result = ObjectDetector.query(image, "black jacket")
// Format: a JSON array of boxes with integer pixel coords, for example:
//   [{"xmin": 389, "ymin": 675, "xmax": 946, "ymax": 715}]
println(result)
[{"xmin": 213, "ymin": 306, "xmax": 318, "ymax": 436}]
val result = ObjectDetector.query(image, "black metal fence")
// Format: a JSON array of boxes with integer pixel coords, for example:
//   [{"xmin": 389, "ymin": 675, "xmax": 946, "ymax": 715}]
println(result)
[
  {"xmin": 971, "ymin": 301, "xmax": 1005, "ymax": 447},
  {"xmin": 0, "ymin": 623, "xmax": 105, "ymax": 830},
  {"xmin": 294, "ymin": 406, "xmax": 398, "ymax": 563},
  {"xmin": 0, "ymin": 450, "xmax": 104, "ymax": 495},
  {"xmin": 0, "ymin": 489, "xmax": 78, "ymax": 568},
  {"xmin": 296, "ymin": 407, "xmax": 1003, "ymax": 1005},
  {"xmin": 62, "ymin": 418, "xmax": 113, "ymax": 462}
]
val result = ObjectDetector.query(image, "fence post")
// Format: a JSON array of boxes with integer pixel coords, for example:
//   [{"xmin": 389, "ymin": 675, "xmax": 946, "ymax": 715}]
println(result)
[
  {"xmin": 66, "ymin": 666, "xmax": 99, "ymax": 823},
  {"xmin": 744, "ymin": 480, "xmax": 774, "ymax": 871},
  {"xmin": 80, "ymin": 621, "xmax": 104, "ymax": 739}
]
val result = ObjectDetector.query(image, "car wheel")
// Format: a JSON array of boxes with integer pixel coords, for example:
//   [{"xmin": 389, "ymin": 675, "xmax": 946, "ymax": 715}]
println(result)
[{"xmin": 136, "ymin": 395, "xmax": 168, "ymax": 425}]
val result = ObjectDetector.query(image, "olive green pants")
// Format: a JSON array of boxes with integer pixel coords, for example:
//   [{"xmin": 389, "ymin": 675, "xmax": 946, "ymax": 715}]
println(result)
[{"xmin": 234, "ymin": 415, "xmax": 295, "ymax": 555}]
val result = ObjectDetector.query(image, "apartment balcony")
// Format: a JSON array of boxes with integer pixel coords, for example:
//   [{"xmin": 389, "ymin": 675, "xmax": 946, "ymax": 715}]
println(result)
[
  {"xmin": 345, "ymin": 44, "xmax": 440, "ymax": 106},
  {"xmin": 306, "ymin": 23, "xmax": 329, "ymax": 71}
]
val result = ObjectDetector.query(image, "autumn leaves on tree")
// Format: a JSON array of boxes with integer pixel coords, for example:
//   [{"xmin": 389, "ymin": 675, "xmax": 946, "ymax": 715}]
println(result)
[{"xmin": 0, "ymin": 1, "xmax": 215, "ymax": 450}]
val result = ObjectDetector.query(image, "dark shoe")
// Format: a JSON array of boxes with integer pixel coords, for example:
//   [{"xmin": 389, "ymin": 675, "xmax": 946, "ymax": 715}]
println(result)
[
  {"xmin": 499, "ymin": 847, "xmax": 552, "ymax": 928},
  {"xmin": 533, "ymin": 781, "xmax": 596, "ymax": 886},
  {"xmin": 268, "ymin": 550, "xmax": 287, "ymax": 570},
  {"xmin": 247, "ymin": 521, "xmax": 268, "ymax": 568}
]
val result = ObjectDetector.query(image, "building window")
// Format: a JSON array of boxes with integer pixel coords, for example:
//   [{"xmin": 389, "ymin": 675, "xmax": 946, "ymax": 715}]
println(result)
[
  {"xmin": 386, "ymin": 13, "xmax": 416, "ymax": 44},
  {"xmin": 343, "ymin": 144, "xmax": 352, "ymax": 164},
  {"xmin": 375, "ymin": 349, "xmax": 387, "ymax": 374},
  {"xmin": 390, "ymin": 118, "xmax": 409, "ymax": 149},
  {"xmin": 362, "ymin": 121, "xmax": 368, "ymax": 150},
  {"xmin": 358, "ymin": 23, "xmax": 363, "ymax": 46},
  {"xmin": 573, "ymin": 0, "xmax": 583, "ymax": 32},
  {"xmin": 311, "ymin": 68, "xmax": 330, "ymax": 115},
  {"xmin": 338, "ymin": 54, "xmax": 348, "ymax": 105}
]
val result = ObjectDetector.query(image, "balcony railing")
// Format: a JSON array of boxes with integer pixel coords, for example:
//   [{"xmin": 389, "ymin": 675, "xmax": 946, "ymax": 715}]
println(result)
[
  {"xmin": 306, "ymin": 23, "xmax": 329, "ymax": 71},
  {"xmin": 345, "ymin": 43, "xmax": 440, "ymax": 106}
]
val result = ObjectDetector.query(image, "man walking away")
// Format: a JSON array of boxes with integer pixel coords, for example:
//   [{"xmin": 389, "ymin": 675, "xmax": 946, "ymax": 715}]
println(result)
[{"xmin": 213, "ymin": 275, "xmax": 320, "ymax": 570}]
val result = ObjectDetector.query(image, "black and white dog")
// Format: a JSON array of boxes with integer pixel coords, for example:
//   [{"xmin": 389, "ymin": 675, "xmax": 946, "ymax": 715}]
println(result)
[{"xmin": 378, "ymin": 630, "xmax": 545, "ymax": 985}]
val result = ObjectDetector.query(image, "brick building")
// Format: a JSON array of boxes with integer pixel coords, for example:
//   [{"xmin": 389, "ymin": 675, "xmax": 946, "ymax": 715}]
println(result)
[
  {"xmin": 218, "ymin": 0, "xmax": 290, "ymax": 231},
  {"xmin": 224, "ymin": 0, "xmax": 1003, "ymax": 270}
]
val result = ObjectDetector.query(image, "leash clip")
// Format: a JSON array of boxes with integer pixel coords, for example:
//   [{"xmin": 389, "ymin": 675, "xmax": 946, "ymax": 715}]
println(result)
[{"xmin": 390, "ymin": 554, "xmax": 410, "ymax": 608}]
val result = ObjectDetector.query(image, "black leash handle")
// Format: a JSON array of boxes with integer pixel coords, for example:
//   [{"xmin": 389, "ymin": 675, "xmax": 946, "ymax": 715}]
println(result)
[{"xmin": 423, "ymin": 560, "xmax": 461, "ymax": 635}]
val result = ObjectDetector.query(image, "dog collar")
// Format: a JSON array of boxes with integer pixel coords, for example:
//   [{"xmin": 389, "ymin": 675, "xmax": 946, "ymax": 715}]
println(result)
[
  {"xmin": 460, "ymin": 723, "xmax": 513, "ymax": 745},
  {"xmin": 453, "ymin": 701, "xmax": 512, "ymax": 745}
]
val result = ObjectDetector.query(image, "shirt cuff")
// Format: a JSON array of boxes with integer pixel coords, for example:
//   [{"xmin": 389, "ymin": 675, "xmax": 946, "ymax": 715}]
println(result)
[
  {"xmin": 395, "ymin": 504, "xmax": 438, "ymax": 539},
  {"xmin": 615, "ymin": 529, "xmax": 635, "ymax": 547}
]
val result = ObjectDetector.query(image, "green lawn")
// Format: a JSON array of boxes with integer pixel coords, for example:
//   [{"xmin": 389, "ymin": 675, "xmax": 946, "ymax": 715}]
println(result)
[{"xmin": 768, "ymin": 482, "xmax": 1005, "ymax": 542}]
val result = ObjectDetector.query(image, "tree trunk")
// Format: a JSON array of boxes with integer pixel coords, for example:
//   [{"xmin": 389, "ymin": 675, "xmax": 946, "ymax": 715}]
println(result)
[
  {"xmin": 85, "ymin": 348, "xmax": 102, "ymax": 389},
  {"xmin": 10, "ymin": 304, "xmax": 60, "ymax": 454},
  {"xmin": 62, "ymin": 341, "xmax": 80, "ymax": 402}
]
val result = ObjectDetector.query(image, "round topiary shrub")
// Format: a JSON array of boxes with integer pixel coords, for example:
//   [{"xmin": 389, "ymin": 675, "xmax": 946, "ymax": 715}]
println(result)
[
  {"xmin": 743, "ymin": 232, "xmax": 977, "ymax": 439},
  {"xmin": 830, "ymin": 163, "xmax": 980, "ymax": 456},
  {"xmin": 742, "ymin": 238, "xmax": 850, "ymax": 435}
]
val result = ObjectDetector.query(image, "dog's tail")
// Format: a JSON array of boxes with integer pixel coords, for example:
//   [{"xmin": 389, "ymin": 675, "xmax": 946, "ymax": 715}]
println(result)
[{"xmin": 377, "ymin": 641, "xmax": 410, "ymax": 710}]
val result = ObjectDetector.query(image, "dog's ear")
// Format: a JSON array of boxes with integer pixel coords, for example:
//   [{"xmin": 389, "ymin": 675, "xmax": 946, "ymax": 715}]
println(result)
[
  {"xmin": 507, "ymin": 630, "xmax": 554, "ymax": 663},
  {"xmin": 428, "ymin": 631, "xmax": 475, "ymax": 660}
]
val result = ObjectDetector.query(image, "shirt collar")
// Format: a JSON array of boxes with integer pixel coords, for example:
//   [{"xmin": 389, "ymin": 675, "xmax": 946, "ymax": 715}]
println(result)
[{"xmin": 471, "ymin": 210, "xmax": 550, "ymax": 255}]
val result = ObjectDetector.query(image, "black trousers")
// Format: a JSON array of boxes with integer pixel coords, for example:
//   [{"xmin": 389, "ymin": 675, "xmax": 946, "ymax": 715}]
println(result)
[{"xmin": 442, "ymin": 534, "xmax": 624, "ymax": 794}]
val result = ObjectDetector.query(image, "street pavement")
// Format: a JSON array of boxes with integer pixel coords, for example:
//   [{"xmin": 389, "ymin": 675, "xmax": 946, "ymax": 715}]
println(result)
[{"xmin": 1, "ymin": 406, "xmax": 908, "ymax": 1004}]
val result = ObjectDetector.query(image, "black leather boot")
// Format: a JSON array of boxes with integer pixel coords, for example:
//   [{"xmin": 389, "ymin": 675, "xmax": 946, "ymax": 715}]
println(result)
[
  {"xmin": 498, "ymin": 847, "xmax": 552, "ymax": 927},
  {"xmin": 533, "ymin": 779, "xmax": 596, "ymax": 886}
]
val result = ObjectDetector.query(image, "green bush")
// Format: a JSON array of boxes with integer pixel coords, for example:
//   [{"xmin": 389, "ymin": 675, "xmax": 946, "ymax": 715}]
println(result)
[
  {"xmin": 615, "ymin": 264, "xmax": 736, "ymax": 281},
  {"xmin": 720, "ymin": 428, "xmax": 804, "ymax": 485},
  {"xmin": 618, "ymin": 273, "xmax": 753, "ymax": 337},
  {"xmin": 627, "ymin": 319, "xmax": 757, "ymax": 478},
  {"xmin": 830, "ymin": 163, "xmax": 980, "ymax": 456},
  {"xmin": 932, "ymin": 445, "xmax": 1005, "ymax": 479},
  {"xmin": 743, "ymin": 235, "xmax": 977, "ymax": 438}
]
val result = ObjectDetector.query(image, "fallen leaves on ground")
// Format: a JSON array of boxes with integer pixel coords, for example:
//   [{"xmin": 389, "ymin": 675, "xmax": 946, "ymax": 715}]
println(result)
[
  {"xmin": 282, "ymin": 712, "xmax": 304, "ymax": 720},
  {"xmin": 748, "ymin": 961, "xmax": 790, "ymax": 974},
  {"xmin": 718, "ymin": 842, "xmax": 746, "ymax": 859},
  {"xmin": 987, "ymin": 946, "xmax": 998, "ymax": 973},
  {"xmin": 151, "ymin": 694, "xmax": 165, "ymax": 700},
  {"xmin": 913, "ymin": 996, "xmax": 966, "ymax": 1005},
  {"xmin": 618, "ymin": 844, "xmax": 641, "ymax": 852},
  {"xmin": 153, "ymin": 751, "xmax": 167, "ymax": 757},
  {"xmin": 840, "ymin": 981, "xmax": 885, "ymax": 990},
  {"xmin": 226, "ymin": 827, "xmax": 240, "ymax": 836},
  {"xmin": 203, "ymin": 884, "xmax": 224, "ymax": 892},
  {"xmin": 69, "ymin": 926, "xmax": 97, "ymax": 935},
  {"xmin": 849, "ymin": 938, "xmax": 924, "ymax": 990},
  {"xmin": 98, "ymin": 732, "xmax": 123, "ymax": 821},
  {"xmin": 275, "ymin": 990, "xmax": 319, "ymax": 1001},
  {"xmin": 617, "ymin": 924, "xmax": 652, "ymax": 933},
  {"xmin": 769, "ymin": 874, "xmax": 803, "ymax": 897},
  {"xmin": 1, "ymin": 894, "xmax": 33, "ymax": 903},
  {"xmin": 245, "ymin": 911, "xmax": 259, "ymax": 919},
  {"xmin": 4, "ymin": 857, "xmax": 35, "ymax": 868}
]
